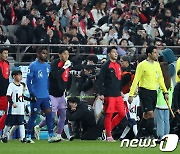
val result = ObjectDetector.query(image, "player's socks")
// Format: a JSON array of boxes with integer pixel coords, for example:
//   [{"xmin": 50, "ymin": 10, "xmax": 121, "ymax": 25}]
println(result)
[
  {"xmin": 19, "ymin": 125, "xmax": 25, "ymax": 140},
  {"xmin": 9, "ymin": 125, "xmax": 18, "ymax": 140},
  {"xmin": 137, "ymin": 118, "xmax": 147, "ymax": 138},
  {"xmin": 64, "ymin": 124, "xmax": 70, "ymax": 139},
  {"xmin": 27, "ymin": 113, "xmax": 37, "ymax": 134},
  {"xmin": 133, "ymin": 124, "xmax": 138, "ymax": 136},
  {"xmin": 146, "ymin": 118, "xmax": 157, "ymax": 138},
  {"xmin": 45, "ymin": 112, "xmax": 53, "ymax": 134},
  {"xmin": 2, "ymin": 126, "xmax": 10, "ymax": 139},
  {"xmin": 104, "ymin": 113, "xmax": 113, "ymax": 137},
  {"xmin": 39, "ymin": 120, "xmax": 46, "ymax": 128},
  {"xmin": 120, "ymin": 126, "xmax": 130, "ymax": 139},
  {"xmin": 57, "ymin": 109, "xmax": 66, "ymax": 134}
]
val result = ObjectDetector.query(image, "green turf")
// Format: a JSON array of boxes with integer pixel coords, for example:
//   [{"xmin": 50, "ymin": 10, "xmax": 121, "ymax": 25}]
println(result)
[{"xmin": 0, "ymin": 140, "xmax": 179, "ymax": 154}]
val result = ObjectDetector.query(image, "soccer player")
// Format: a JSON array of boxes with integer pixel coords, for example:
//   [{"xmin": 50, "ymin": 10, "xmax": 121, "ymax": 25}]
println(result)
[
  {"xmin": 96, "ymin": 46, "xmax": 126, "ymax": 142},
  {"xmin": 26, "ymin": 47, "xmax": 60, "ymax": 143},
  {"xmin": 34, "ymin": 47, "xmax": 72, "ymax": 141},
  {"xmin": 8, "ymin": 82, "xmax": 31, "ymax": 140},
  {"xmin": 128, "ymin": 46, "xmax": 168, "ymax": 138},
  {"xmin": 1, "ymin": 70, "xmax": 27, "ymax": 143},
  {"xmin": 0, "ymin": 47, "xmax": 10, "ymax": 130}
]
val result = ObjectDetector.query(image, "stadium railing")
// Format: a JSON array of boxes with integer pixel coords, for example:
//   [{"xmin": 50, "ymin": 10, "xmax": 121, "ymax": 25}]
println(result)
[{"xmin": 0, "ymin": 44, "xmax": 179, "ymax": 65}]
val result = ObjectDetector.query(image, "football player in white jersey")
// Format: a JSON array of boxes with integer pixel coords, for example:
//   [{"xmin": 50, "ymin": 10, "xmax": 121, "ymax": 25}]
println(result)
[
  {"xmin": 1, "ymin": 70, "xmax": 30, "ymax": 143},
  {"xmin": 119, "ymin": 91, "xmax": 140, "ymax": 140}
]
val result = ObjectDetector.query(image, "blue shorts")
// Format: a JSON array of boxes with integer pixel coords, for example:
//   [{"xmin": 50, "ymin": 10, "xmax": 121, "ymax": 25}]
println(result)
[
  {"xmin": 30, "ymin": 97, "xmax": 51, "ymax": 113},
  {"xmin": 5, "ymin": 115, "xmax": 24, "ymax": 126}
]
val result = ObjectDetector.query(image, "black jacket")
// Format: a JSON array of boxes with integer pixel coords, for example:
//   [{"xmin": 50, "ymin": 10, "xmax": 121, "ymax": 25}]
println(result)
[
  {"xmin": 49, "ymin": 59, "xmax": 71, "ymax": 97},
  {"xmin": 67, "ymin": 102, "xmax": 96, "ymax": 129},
  {"xmin": 96, "ymin": 60, "xmax": 123, "ymax": 97}
]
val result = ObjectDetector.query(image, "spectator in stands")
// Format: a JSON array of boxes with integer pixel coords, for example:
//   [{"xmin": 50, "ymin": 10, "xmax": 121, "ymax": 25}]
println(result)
[
  {"xmin": 0, "ymin": 26, "xmax": 10, "ymax": 45},
  {"xmin": 91, "ymin": 0, "xmax": 107, "ymax": 25},
  {"xmin": 58, "ymin": 0, "xmax": 71, "ymax": 30},
  {"xmin": 34, "ymin": 16, "xmax": 47, "ymax": 43},
  {"xmin": 14, "ymin": 16, "xmax": 33, "ymax": 45},
  {"xmin": 68, "ymin": 25, "xmax": 86, "ymax": 44}
]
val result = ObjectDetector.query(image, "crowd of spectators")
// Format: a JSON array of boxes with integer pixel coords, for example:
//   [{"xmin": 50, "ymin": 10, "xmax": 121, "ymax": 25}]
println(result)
[{"xmin": 0, "ymin": 0, "xmax": 179, "ymax": 62}]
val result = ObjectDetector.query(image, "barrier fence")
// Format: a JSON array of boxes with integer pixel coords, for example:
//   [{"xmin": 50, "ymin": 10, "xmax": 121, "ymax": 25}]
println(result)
[{"xmin": 0, "ymin": 44, "xmax": 179, "ymax": 65}]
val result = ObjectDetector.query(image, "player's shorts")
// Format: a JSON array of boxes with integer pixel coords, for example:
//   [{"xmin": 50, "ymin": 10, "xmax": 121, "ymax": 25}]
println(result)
[
  {"xmin": 139, "ymin": 87, "xmax": 157, "ymax": 112},
  {"xmin": 50, "ymin": 95, "xmax": 67, "ymax": 112},
  {"xmin": 5, "ymin": 115, "xmax": 24, "ymax": 126},
  {"xmin": 30, "ymin": 97, "xmax": 51, "ymax": 113},
  {"xmin": 104, "ymin": 96, "xmax": 125, "ymax": 114},
  {"xmin": 126, "ymin": 112, "xmax": 137, "ymax": 127},
  {"xmin": 0, "ymin": 96, "xmax": 8, "ymax": 110}
]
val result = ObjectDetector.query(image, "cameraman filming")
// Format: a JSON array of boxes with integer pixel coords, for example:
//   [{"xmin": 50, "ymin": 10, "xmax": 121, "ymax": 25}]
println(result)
[{"xmin": 79, "ymin": 65, "xmax": 97, "ymax": 106}]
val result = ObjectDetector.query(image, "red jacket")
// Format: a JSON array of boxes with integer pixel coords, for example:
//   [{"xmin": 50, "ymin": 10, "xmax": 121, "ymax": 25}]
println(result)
[{"xmin": 0, "ymin": 60, "xmax": 10, "ymax": 96}]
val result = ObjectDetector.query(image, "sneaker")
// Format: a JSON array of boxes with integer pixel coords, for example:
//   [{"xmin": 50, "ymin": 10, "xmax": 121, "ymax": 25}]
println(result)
[
  {"xmin": 1, "ymin": 137, "xmax": 8, "ymax": 143},
  {"xmin": 119, "ymin": 137, "xmax": 124, "ymax": 141},
  {"xmin": 26, "ymin": 138, "xmax": 35, "ymax": 143},
  {"xmin": 21, "ymin": 138, "xmax": 27, "ymax": 143},
  {"xmin": 68, "ymin": 136, "xmax": 74, "ymax": 141},
  {"xmin": 56, "ymin": 134, "xmax": 64, "ymax": 141},
  {"xmin": 48, "ymin": 135, "xmax": 61, "ymax": 143},
  {"xmin": 34, "ymin": 125, "xmax": 41, "ymax": 140},
  {"xmin": 8, "ymin": 133, "xmax": 13, "ymax": 140},
  {"xmin": 107, "ymin": 136, "xmax": 116, "ymax": 142}
]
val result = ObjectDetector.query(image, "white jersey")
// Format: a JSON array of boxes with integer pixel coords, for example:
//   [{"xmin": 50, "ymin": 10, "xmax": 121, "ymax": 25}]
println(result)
[
  {"xmin": 6, "ymin": 83, "xmax": 25, "ymax": 115},
  {"xmin": 123, "ymin": 93, "xmax": 140, "ymax": 121}
]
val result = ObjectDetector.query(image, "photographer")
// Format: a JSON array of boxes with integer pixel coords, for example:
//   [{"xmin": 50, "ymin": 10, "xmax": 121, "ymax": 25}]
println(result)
[
  {"xmin": 67, "ymin": 97, "xmax": 104, "ymax": 140},
  {"xmin": 79, "ymin": 65, "xmax": 97, "ymax": 106},
  {"xmin": 84, "ymin": 37, "xmax": 102, "ymax": 55}
]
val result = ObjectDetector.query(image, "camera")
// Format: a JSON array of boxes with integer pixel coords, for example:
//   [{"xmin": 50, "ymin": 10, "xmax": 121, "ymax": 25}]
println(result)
[{"xmin": 93, "ymin": 31, "xmax": 102, "ymax": 39}]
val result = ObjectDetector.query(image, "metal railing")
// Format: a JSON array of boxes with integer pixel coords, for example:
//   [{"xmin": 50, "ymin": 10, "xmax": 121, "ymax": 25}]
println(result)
[{"xmin": 0, "ymin": 44, "xmax": 179, "ymax": 65}]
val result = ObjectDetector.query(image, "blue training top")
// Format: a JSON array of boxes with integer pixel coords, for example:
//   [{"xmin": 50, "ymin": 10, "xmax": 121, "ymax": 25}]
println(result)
[{"xmin": 27, "ymin": 59, "xmax": 50, "ymax": 98}]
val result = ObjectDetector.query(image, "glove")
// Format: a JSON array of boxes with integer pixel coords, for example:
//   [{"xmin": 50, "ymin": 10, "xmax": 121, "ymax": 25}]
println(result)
[
  {"xmin": 62, "ymin": 60, "xmax": 71, "ymax": 69},
  {"xmin": 30, "ymin": 94, "xmax": 37, "ymax": 102}
]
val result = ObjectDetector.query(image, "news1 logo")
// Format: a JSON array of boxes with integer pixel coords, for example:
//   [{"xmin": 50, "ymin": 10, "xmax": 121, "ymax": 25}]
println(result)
[
  {"xmin": 159, "ymin": 134, "xmax": 179, "ymax": 152},
  {"xmin": 120, "ymin": 134, "xmax": 179, "ymax": 152}
]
